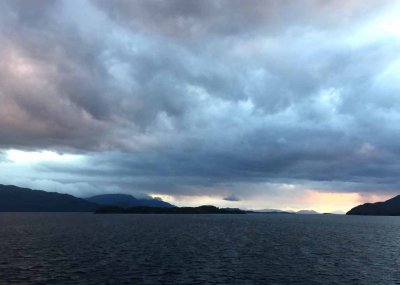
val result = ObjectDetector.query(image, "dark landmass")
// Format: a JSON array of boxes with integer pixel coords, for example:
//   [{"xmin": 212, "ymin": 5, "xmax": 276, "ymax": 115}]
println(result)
[
  {"xmin": 347, "ymin": 195, "xmax": 400, "ymax": 216},
  {"xmin": 0, "ymin": 183, "xmax": 323, "ymax": 215},
  {"xmin": 96, "ymin": 205, "xmax": 246, "ymax": 214},
  {"xmin": 86, "ymin": 194, "xmax": 175, "ymax": 208},
  {"xmin": 0, "ymin": 184, "xmax": 97, "ymax": 212},
  {"xmin": 0, "ymin": 184, "xmax": 241, "ymax": 213}
]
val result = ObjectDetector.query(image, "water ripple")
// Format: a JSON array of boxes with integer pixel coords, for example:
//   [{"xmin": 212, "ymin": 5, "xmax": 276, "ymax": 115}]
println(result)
[{"xmin": 1, "ymin": 214, "xmax": 400, "ymax": 284}]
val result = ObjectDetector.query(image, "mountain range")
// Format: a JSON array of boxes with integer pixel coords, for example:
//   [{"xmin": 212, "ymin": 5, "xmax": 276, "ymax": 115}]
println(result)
[
  {"xmin": 0, "ymin": 183, "xmax": 331, "ymax": 214},
  {"xmin": 0, "ymin": 184, "xmax": 175, "ymax": 212}
]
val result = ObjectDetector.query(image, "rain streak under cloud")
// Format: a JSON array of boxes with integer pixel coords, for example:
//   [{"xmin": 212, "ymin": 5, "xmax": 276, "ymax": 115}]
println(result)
[{"xmin": 1, "ymin": 0, "xmax": 400, "ymax": 212}]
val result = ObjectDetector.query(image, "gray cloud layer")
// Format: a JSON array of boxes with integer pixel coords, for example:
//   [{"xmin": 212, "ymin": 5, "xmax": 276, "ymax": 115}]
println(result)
[{"xmin": 1, "ymin": 0, "xmax": 400, "ymax": 203}]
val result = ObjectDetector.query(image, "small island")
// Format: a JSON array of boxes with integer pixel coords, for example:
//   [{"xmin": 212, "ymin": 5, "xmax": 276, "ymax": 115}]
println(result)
[{"xmin": 95, "ymin": 205, "xmax": 246, "ymax": 214}]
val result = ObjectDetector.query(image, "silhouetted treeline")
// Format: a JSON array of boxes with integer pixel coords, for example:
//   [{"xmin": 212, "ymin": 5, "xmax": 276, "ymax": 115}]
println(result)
[{"xmin": 95, "ymin": 205, "xmax": 245, "ymax": 214}]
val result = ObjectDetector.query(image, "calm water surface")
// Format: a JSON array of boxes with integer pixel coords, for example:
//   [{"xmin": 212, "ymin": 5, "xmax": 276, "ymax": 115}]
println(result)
[{"xmin": 1, "ymin": 213, "xmax": 400, "ymax": 284}]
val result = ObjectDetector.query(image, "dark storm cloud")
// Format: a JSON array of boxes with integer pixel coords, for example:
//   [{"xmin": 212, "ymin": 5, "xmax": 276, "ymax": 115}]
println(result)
[
  {"xmin": 1, "ymin": 0, "xmax": 400, "ymax": 199},
  {"xmin": 95, "ymin": 0, "xmax": 385, "ymax": 40}
]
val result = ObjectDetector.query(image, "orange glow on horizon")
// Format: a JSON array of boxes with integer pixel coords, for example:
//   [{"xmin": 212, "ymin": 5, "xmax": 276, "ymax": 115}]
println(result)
[
  {"xmin": 282, "ymin": 190, "xmax": 394, "ymax": 213},
  {"xmin": 150, "ymin": 190, "xmax": 395, "ymax": 214}
]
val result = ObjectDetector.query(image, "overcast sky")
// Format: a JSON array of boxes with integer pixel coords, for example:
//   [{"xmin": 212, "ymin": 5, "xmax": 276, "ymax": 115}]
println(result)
[{"xmin": 1, "ymin": 0, "xmax": 400, "ymax": 212}]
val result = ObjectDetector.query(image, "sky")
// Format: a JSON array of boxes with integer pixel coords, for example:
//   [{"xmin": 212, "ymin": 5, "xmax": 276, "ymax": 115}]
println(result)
[{"xmin": 1, "ymin": 0, "xmax": 400, "ymax": 213}]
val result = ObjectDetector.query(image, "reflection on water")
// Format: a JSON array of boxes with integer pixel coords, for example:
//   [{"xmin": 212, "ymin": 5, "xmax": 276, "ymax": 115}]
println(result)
[{"xmin": 1, "ymin": 213, "xmax": 400, "ymax": 284}]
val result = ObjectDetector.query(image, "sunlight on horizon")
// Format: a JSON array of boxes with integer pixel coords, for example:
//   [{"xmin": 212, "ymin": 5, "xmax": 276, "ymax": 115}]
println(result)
[
  {"xmin": 148, "ymin": 191, "xmax": 384, "ymax": 213},
  {"xmin": 6, "ymin": 149, "xmax": 79, "ymax": 164}
]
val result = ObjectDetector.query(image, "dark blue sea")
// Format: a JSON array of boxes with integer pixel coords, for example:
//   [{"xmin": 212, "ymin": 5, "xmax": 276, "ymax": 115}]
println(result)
[{"xmin": 1, "ymin": 213, "xmax": 399, "ymax": 284}]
